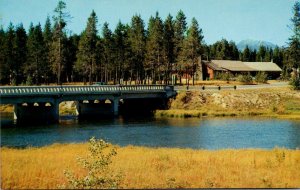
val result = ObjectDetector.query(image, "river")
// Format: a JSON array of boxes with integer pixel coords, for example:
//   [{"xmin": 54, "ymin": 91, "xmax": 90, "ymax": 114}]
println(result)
[{"xmin": 1, "ymin": 115, "xmax": 300, "ymax": 149}]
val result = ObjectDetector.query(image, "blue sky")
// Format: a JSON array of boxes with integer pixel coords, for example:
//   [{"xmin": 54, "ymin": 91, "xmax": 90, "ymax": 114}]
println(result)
[{"xmin": 0, "ymin": 0, "xmax": 297, "ymax": 46}]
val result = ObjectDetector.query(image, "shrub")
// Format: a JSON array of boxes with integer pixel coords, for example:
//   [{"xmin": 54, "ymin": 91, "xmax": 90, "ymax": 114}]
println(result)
[
  {"xmin": 255, "ymin": 72, "xmax": 268, "ymax": 83},
  {"xmin": 215, "ymin": 72, "xmax": 234, "ymax": 81},
  {"xmin": 290, "ymin": 77, "xmax": 300, "ymax": 90},
  {"xmin": 11, "ymin": 78, "xmax": 17, "ymax": 86},
  {"xmin": 236, "ymin": 73, "xmax": 253, "ymax": 84},
  {"xmin": 63, "ymin": 137, "xmax": 122, "ymax": 189},
  {"xmin": 26, "ymin": 76, "xmax": 33, "ymax": 86}
]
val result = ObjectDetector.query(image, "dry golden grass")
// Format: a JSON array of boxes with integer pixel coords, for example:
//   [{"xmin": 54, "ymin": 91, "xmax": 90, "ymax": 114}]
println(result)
[
  {"xmin": 157, "ymin": 87, "xmax": 300, "ymax": 119},
  {"xmin": 1, "ymin": 144, "xmax": 300, "ymax": 189}
]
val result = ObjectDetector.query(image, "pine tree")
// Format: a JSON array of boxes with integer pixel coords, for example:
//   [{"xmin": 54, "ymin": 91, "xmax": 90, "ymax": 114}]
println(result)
[
  {"xmin": 264, "ymin": 48, "xmax": 272, "ymax": 62},
  {"xmin": 288, "ymin": 1, "xmax": 300, "ymax": 78},
  {"xmin": 174, "ymin": 10, "xmax": 187, "ymax": 84},
  {"xmin": 113, "ymin": 21, "xmax": 131, "ymax": 83},
  {"xmin": 65, "ymin": 34, "xmax": 79, "ymax": 83},
  {"xmin": 180, "ymin": 17, "xmax": 203, "ymax": 85},
  {"xmin": 163, "ymin": 14, "xmax": 175, "ymax": 84},
  {"xmin": 256, "ymin": 45, "xmax": 266, "ymax": 62},
  {"xmin": 25, "ymin": 24, "xmax": 47, "ymax": 85},
  {"xmin": 50, "ymin": 0, "xmax": 70, "ymax": 85},
  {"xmin": 0, "ymin": 27, "xmax": 9, "ymax": 84},
  {"xmin": 250, "ymin": 49, "xmax": 257, "ymax": 62},
  {"xmin": 242, "ymin": 45, "xmax": 250, "ymax": 61},
  {"xmin": 75, "ymin": 10, "xmax": 98, "ymax": 85},
  {"xmin": 128, "ymin": 15, "xmax": 146, "ymax": 84},
  {"xmin": 228, "ymin": 41, "xmax": 239, "ymax": 60},
  {"xmin": 102, "ymin": 22, "xmax": 114, "ymax": 83},
  {"xmin": 5, "ymin": 23, "xmax": 16, "ymax": 85},
  {"xmin": 145, "ymin": 12, "xmax": 164, "ymax": 84},
  {"xmin": 273, "ymin": 46, "xmax": 283, "ymax": 67},
  {"xmin": 43, "ymin": 16, "xmax": 53, "ymax": 84},
  {"xmin": 14, "ymin": 24, "xmax": 27, "ymax": 85}
]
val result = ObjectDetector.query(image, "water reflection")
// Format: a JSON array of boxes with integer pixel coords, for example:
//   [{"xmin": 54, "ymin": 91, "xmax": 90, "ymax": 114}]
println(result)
[{"xmin": 1, "ymin": 115, "xmax": 300, "ymax": 149}]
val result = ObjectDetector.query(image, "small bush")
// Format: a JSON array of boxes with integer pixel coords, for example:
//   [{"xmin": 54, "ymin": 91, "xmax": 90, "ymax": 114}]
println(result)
[
  {"xmin": 11, "ymin": 78, "xmax": 17, "ymax": 86},
  {"xmin": 26, "ymin": 76, "xmax": 33, "ymax": 86},
  {"xmin": 290, "ymin": 77, "xmax": 300, "ymax": 90},
  {"xmin": 215, "ymin": 72, "xmax": 234, "ymax": 81},
  {"xmin": 255, "ymin": 72, "xmax": 268, "ymax": 83},
  {"xmin": 237, "ymin": 73, "xmax": 253, "ymax": 84},
  {"xmin": 63, "ymin": 137, "xmax": 122, "ymax": 189}
]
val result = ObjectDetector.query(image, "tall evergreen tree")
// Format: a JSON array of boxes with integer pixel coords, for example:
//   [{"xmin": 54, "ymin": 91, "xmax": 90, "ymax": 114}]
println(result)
[
  {"xmin": 249, "ymin": 49, "xmax": 257, "ymax": 62},
  {"xmin": 163, "ymin": 14, "xmax": 175, "ymax": 84},
  {"xmin": 14, "ymin": 24, "xmax": 27, "ymax": 84},
  {"xmin": 25, "ymin": 24, "xmax": 47, "ymax": 85},
  {"xmin": 145, "ymin": 12, "xmax": 164, "ymax": 84},
  {"xmin": 273, "ymin": 46, "xmax": 283, "ymax": 67},
  {"xmin": 288, "ymin": 1, "xmax": 300, "ymax": 78},
  {"xmin": 102, "ymin": 22, "xmax": 114, "ymax": 83},
  {"xmin": 113, "ymin": 21, "xmax": 131, "ymax": 83},
  {"xmin": 242, "ymin": 45, "xmax": 250, "ymax": 61},
  {"xmin": 228, "ymin": 41, "xmax": 239, "ymax": 60},
  {"xmin": 128, "ymin": 15, "xmax": 146, "ymax": 84},
  {"xmin": 43, "ymin": 16, "xmax": 53, "ymax": 83},
  {"xmin": 180, "ymin": 17, "xmax": 203, "ymax": 85},
  {"xmin": 75, "ymin": 10, "xmax": 98, "ymax": 84},
  {"xmin": 50, "ymin": 0, "xmax": 70, "ymax": 84},
  {"xmin": 256, "ymin": 45, "xmax": 266, "ymax": 62},
  {"xmin": 65, "ymin": 34, "xmax": 79, "ymax": 82},
  {"xmin": 4, "ymin": 23, "xmax": 16, "ymax": 85},
  {"xmin": 174, "ymin": 10, "xmax": 187, "ymax": 84},
  {"xmin": 0, "ymin": 26, "xmax": 9, "ymax": 84}
]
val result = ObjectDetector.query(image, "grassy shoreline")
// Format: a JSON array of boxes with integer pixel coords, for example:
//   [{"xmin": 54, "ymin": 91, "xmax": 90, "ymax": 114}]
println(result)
[
  {"xmin": 155, "ymin": 109, "xmax": 300, "ymax": 119},
  {"xmin": 1, "ymin": 143, "xmax": 300, "ymax": 189}
]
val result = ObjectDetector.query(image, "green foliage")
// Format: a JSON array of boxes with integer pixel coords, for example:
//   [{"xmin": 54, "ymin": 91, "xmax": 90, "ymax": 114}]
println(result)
[
  {"xmin": 50, "ymin": 0, "xmax": 70, "ymax": 85},
  {"xmin": 63, "ymin": 137, "xmax": 122, "ymax": 189},
  {"xmin": 145, "ymin": 12, "xmax": 164, "ymax": 84},
  {"xmin": 209, "ymin": 39, "xmax": 239, "ymax": 60},
  {"xmin": 290, "ymin": 77, "xmax": 300, "ymax": 90},
  {"xmin": 75, "ymin": 10, "xmax": 98, "ymax": 85},
  {"xmin": 237, "ymin": 73, "xmax": 253, "ymax": 84},
  {"xmin": 25, "ymin": 76, "xmax": 33, "ymax": 86},
  {"xmin": 214, "ymin": 72, "xmax": 234, "ymax": 81},
  {"xmin": 25, "ymin": 24, "xmax": 48, "ymax": 85},
  {"xmin": 179, "ymin": 17, "xmax": 203, "ymax": 85},
  {"xmin": 287, "ymin": 1, "xmax": 300, "ymax": 74},
  {"xmin": 242, "ymin": 45, "xmax": 250, "ymax": 61},
  {"xmin": 255, "ymin": 72, "xmax": 268, "ymax": 83},
  {"xmin": 128, "ymin": 15, "xmax": 146, "ymax": 83}
]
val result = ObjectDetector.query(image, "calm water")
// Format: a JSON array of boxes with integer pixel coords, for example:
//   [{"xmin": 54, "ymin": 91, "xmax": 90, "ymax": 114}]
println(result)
[{"xmin": 1, "ymin": 115, "xmax": 300, "ymax": 149}]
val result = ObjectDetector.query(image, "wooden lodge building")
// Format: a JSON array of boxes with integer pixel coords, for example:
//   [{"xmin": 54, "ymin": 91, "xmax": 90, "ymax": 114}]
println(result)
[{"xmin": 201, "ymin": 60, "xmax": 282, "ymax": 80}]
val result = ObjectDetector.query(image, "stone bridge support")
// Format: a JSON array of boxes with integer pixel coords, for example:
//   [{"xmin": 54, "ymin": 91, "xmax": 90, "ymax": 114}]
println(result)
[
  {"xmin": 76, "ymin": 98, "xmax": 119, "ymax": 118},
  {"xmin": 13, "ymin": 101, "xmax": 59, "ymax": 124}
]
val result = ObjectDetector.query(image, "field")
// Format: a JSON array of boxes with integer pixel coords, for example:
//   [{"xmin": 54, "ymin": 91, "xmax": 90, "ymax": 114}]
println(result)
[{"xmin": 1, "ymin": 144, "xmax": 300, "ymax": 189}]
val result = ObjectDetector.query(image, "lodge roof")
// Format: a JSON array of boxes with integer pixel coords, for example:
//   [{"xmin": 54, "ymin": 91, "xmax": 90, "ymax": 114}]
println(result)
[
  {"xmin": 243, "ymin": 62, "xmax": 282, "ymax": 72},
  {"xmin": 205, "ymin": 60, "xmax": 282, "ymax": 72}
]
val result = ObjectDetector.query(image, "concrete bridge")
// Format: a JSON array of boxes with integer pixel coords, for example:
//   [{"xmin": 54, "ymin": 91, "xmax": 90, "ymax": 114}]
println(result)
[{"xmin": 0, "ymin": 85, "xmax": 176, "ymax": 123}]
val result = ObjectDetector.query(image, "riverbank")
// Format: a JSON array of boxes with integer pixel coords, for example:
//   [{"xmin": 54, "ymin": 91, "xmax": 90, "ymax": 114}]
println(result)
[
  {"xmin": 1, "ymin": 144, "xmax": 300, "ymax": 189},
  {"xmin": 156, "ymin": 87, "xmax": 300, "ymax": 119},
  {"xmin": 1, "ymin": 87, "xmax": 299, "ymax": 119}
]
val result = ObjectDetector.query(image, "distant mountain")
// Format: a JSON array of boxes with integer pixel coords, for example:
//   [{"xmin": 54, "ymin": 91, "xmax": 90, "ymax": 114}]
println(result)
[{"xmin": 237, "ymin": 39, "xmax": 277, "ymax": 51}]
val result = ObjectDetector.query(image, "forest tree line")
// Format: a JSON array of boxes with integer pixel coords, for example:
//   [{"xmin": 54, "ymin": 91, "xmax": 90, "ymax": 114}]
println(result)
[{"xmin": 0, "ymin": 1, "xmax": 299, "ymax": 86}]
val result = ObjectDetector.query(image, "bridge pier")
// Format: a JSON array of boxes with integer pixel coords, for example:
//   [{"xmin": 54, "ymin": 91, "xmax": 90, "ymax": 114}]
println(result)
[
  {"xmin": 13, "ymin": 101, "xmax": 59, "ymax": 124},
  {"xmin": 76, "ymin": 98, "xmax": 119, "ymax": 118}
]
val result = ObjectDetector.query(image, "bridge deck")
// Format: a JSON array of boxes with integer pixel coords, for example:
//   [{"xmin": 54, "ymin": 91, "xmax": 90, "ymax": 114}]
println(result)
[{"xmin": 0, "ymin": 85, "xmax": 173, "ymax": 96}]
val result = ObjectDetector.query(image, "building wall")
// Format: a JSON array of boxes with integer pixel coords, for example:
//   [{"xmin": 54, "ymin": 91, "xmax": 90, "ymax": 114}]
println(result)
[{"xmin": 207, "ymin": 66, "xmax": 215, "ymax": 80}]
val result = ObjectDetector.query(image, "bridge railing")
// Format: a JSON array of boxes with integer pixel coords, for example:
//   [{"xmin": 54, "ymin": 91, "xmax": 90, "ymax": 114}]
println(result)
[{"xmin": 0, "ymin": 85, "xmax": 173, "ymax": 96}]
